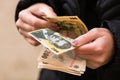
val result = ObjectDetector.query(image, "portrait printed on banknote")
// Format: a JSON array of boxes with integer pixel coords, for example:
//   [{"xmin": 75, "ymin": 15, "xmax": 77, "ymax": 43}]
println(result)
[{"xmin": 29, "ymin": 28, "xmax": 75, "ymax": 54}]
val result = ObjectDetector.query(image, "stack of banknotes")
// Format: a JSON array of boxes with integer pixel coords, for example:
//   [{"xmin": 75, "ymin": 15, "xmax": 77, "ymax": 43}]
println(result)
[{"xmin": 28, "ymin": 16, "xmax": 88, "ymax": 76}]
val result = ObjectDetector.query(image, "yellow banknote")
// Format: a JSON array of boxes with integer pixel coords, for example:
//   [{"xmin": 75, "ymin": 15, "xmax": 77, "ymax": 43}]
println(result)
[
  {"xmin": 44, "ymin": 16, "xmax": 88, "ymax": 39},
  {"xmin": 38, "ymin": 48, "xmax": 86, "ymax": 72},
  {"xmin": 38, "ymin": 62, "xmax": 84, "ymax": 76}
]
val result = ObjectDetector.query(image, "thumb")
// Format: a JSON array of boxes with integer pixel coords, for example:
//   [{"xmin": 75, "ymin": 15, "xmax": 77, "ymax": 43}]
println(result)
[{"xmin": 72, "ymin": 28, "xmax": 101, "ymax": 47}]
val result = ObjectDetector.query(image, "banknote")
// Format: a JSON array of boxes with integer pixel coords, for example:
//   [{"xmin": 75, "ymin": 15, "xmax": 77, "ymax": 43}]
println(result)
[
  {"xmin": 38, "ymin": 48, "xmax": 86, "ymax": 72},
  {"xmin": 43, "ymin": 16, "xmax": 88, "ymax": 39},
  {"xmin": 28, "ymin": 28, "xmax": 75, "ymax": 55},
  {"xmin": 28, "ymin": 16, "xmax": 88, "ymax": 54},
  {"xmin": 38, "ymin": 62, "xmax": 84, "ymax": 76}
]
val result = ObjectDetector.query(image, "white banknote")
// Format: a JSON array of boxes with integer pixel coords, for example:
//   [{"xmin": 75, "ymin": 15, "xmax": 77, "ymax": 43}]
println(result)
[{"xmin": 28, "ymin": 28, "xmax": 75, "ymax": 55}]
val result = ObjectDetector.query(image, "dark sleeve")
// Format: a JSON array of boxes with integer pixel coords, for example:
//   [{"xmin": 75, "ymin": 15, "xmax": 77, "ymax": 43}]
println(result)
[
  {"xmin": 15, "ymin": 0, "xmax": 47, "ymax": 22},
  {"xmin": 98, "ymin": 0, "xmax": 120, "ymax": 59},
  {"xmin": 15, "ymin": 0, "xmax": 62, "ymax": 22},
  {"xmin": 96, "ymin": 0, "xmax": 120, "ymax": 79}
]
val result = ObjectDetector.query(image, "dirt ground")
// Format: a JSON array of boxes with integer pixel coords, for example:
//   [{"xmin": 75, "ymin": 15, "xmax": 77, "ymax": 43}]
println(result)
[{"xmin": 0, "ymin": 0, "xmax": 42, "ymax": 80}]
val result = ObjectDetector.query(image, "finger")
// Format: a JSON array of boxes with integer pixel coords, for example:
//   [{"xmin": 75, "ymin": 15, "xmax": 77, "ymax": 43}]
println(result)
[
  {"xmin": 16, "ymin": 19, "xmax": 36, "ymax": 31},
  {"xmin": 72, "ymin": 28, "xmax": 102, "ymax": 47},
  {"xmin": 30, "ymin": 5, "xmax": 58, "ymax": 30},
  {"xmin": 30, "ymin": 3, "xmax": 57, "ymax": 17},
  {"xmin": 19, "ymin": 10, "xmax": 49, "ymax": 29},
  {"xmin": 73, "ymin": 42, "xmax": 95, "ymax": 55},
  {"xmin": 75, "ymin": 51, "xmax": 102, "ymax": 64},
  {"xmin": 37, "ymin": 7, "xmax": 57, "ymax": 17},
  {"xmin": 25, "ymin": 38, "xmax": 40, "ymax": 46},
  {"xmin": 76, "ymin": 52, "xmax": 107, "ymax": 69},
  {"xmin": 18, "ymin": 28, "xmax": 39, "ymax": 42},
  {"xmin": 75, "ymin": 52, "xmax": 95, "ymax": 61},
  {"xmin": 73, "ymin": 36, "xmax": 107, "ymax": 55},
  {"xmin": 19, "ymin": 29, "xmax": 40, "ymax": 46}
]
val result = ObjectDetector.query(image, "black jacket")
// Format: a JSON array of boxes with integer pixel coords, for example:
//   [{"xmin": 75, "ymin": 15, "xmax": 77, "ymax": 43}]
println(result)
[{"xmin": 15, "ymin": 0, "xmax": 120, "ymax": 80}]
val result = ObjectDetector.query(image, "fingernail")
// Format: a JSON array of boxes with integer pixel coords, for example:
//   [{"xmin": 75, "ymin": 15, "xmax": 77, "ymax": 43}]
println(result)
[{"xmin": 72, "ymin": 40, "xmax": 78, "ymax": 46}]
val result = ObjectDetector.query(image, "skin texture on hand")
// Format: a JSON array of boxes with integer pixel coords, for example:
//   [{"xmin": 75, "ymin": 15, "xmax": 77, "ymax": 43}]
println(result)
[
  {"xmin": 16, "ymin": 3, "xmax": 57, "ymax": 46},
  {"xmin": 72, "ymin": 28, "xmax": 114, "ymax": 69}
]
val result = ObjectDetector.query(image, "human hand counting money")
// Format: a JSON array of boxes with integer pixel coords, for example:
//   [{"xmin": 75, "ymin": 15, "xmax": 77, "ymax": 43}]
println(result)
[
  {"xmin": 15, "ymin": 0, "xmax": 120, "ymax": 80},
  {"xmin": 72, "ymin": 28, "xmax": 114, "ymax": 69},
  {"xmin": 16, "ymin": 3, "xmax": 57, "ymax": 46}
]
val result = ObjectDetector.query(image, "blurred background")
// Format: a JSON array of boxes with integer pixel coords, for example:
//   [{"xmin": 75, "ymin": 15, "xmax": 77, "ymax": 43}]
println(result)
[{"xmin": 0, "ymin": 0, "xmax": 41, "ymax": 80}]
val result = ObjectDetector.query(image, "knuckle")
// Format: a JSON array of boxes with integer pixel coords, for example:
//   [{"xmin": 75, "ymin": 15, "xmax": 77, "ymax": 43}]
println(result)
[
  {"xmin": 97, "ymin": 58, "xmax": 105, "ymax": 65},
  {"xmin": 16, "ymin": 20, "xmax": 20, "ymax": 27},
  {"xmin": 94, "ymin": 45, "xmax": 105, "ymax": 54},
  {"xmin": 27, "ymin": 38, "xmax": 40, "ymax": 46},
  {"xmin": 19, "ymin": 11, "xmax": 23, "ymax": 18},
  {"xmin": 30, "ymin": 18, "xmax": 41, "ymax": 28},
  {"xmin": 18, "ymin": 29, "xmax": 23, "ymax": 35},
  {"xmin": 19, "ymin": 10, "xmax": 26, "ymax": 18},
  {"xmin": 32, "ymin": 20, "xmax": 39, "ymax": 26},
  {"xmin": 92, "ymin": 58, "xmax": 106, "ymax": 69},
  {"xmin": 92, "ymin": 28, "xmax": 99, "ymax": 33},
  {"xmin": 96, "ymin": 58, "xmax": 106, "ymax": 68}
]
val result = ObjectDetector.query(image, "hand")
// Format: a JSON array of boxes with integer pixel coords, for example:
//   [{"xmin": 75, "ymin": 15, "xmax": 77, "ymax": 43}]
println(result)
[
  {"xmin": 16, "ymin": 3, "xmax": 57, "ymax": 46},
  {"xmin": 72, "ymin": 28, "xmax": 114, "ymax": 69}
]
